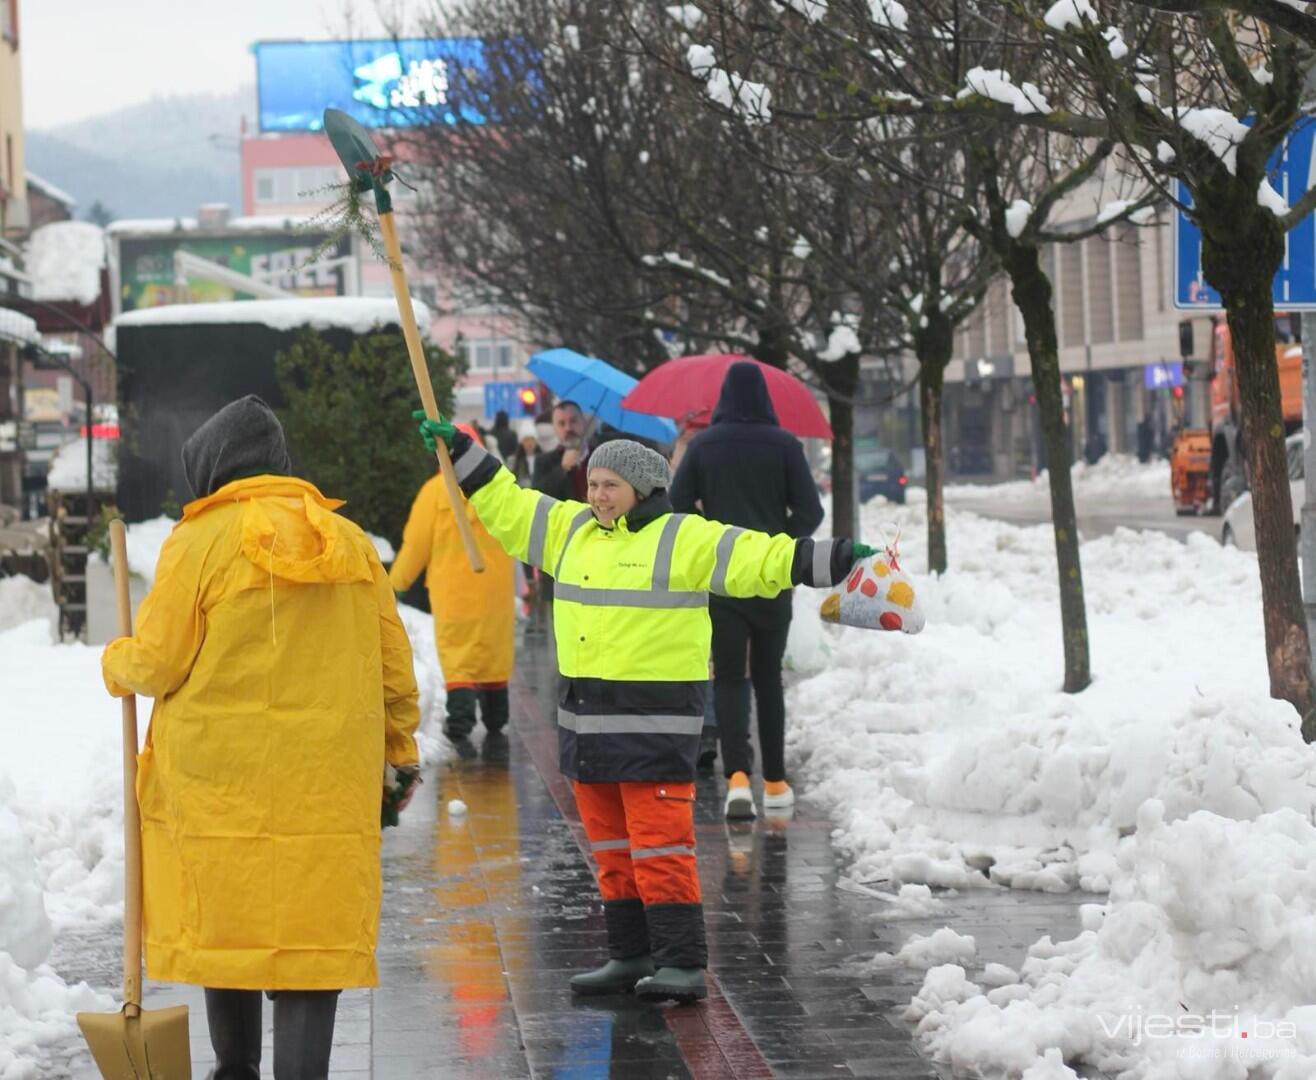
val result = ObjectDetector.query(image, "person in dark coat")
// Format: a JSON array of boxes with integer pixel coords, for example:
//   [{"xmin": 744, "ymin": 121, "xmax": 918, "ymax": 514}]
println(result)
[
  {"xmin": 670, "ymin": 362, "xmax": 824, "ymax": 819},
  {"xmin": 491, "ymin": 409, "xmax": 519, "ymax": 460}
]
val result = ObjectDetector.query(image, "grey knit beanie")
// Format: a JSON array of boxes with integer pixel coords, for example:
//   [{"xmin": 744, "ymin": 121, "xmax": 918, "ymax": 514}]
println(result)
[{"xmin": 588, "ymin": 439, "xmax": 671, "ymax": 497}]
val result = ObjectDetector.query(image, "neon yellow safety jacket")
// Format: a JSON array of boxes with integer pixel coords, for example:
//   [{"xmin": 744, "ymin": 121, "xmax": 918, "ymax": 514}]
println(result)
[{"xmin": 448, "ymin": 434, "xmax": 854, "ymax": 782}]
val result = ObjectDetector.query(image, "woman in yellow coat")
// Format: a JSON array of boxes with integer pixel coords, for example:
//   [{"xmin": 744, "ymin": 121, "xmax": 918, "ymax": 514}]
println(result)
[
  {"xmin": 101, "ymin": 396, "xmax": 421, "ymax": 1079},
  {"xmin": 390, "ymin": 424, "xmax": 517, "ymax": 741}
]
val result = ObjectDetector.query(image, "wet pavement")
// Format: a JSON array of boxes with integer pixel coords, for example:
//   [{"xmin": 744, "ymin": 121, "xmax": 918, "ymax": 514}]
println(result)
[{"xmin": 45, "ymin": 627, "xmax": 1107, "ymax": 1078}]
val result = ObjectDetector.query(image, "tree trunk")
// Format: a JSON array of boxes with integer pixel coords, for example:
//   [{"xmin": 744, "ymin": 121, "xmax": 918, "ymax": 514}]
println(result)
[
  {"xmin": 916, "ymin": 313, "xmax": 953, "ymax": 575},
  {"xmin": 1005, "ymin": 242, "xmax": 1091, "ymax": 693},
  {"xmin": 1197, "ymin": 193, "xmax": 1316, "ymax": 734},
  {"xmin": 1219, "ymin": 274, "xmax": 1316, "ymax": 732},
  {"xmin": 828, "ymin": 352, "xmax": 861, "ymax": 540}
]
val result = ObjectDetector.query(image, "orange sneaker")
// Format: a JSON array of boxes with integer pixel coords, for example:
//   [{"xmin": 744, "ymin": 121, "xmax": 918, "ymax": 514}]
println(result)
[
  {"xmin": 724, "ymin": 771, "xmax": 755, "ymax": 820},
  {"xmin": 763, "ymin": 780, "xmax": 795, "ymax": 810}
]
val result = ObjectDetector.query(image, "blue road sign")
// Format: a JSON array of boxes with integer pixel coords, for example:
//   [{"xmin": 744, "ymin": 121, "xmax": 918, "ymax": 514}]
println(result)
[
  {"xmin": 1174, "ymin": 121, "xmax": 1316, "ymax": 310},
  {"xmin": 483, "ymin": 380, "xmax": 538, "ymax": 419}
]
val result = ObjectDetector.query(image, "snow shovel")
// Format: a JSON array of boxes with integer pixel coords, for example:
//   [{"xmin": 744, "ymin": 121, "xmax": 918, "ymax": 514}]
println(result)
[
  {"xmin": 76, "ymin": 519, "xmax": 191, "ymax": 1077},
  {"xmin": 322, "ymin": 106, "xmax": 485, "ymax": 572}
]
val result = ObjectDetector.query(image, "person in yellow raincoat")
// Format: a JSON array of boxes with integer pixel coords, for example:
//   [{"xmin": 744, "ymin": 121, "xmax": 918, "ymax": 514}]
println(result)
[
  {"xmin": 101, "ymin": 396, "xmax": 420, "ymax": 1080},
  {"xmin": 390, "ymin": 423, "xmax": 517, "ymax": 742}
]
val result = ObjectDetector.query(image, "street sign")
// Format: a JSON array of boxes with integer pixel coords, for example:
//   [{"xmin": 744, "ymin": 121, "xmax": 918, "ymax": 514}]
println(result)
[
  {"xmin": 482, "ymin": 380, "xmax": 538, "ymax": 419},
  {"xmin": 1174, "ymin": 121, "xmax": 1316, "ymax": 310}
]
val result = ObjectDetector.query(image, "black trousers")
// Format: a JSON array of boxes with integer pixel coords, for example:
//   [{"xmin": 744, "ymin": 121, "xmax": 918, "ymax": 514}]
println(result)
[
  {"xmin": 204, "ymin": 988, "xmax": 339, "ymax": 1080},
  {"xmin": 710, "ymin": 593, "xmax": 793, "ymax": 782}
]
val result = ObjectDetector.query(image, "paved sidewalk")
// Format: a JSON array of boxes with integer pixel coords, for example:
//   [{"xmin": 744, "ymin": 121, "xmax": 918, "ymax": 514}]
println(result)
[{"xmin": 47, "ymin": 630, "xmax": 1104, "ymax": 1078}]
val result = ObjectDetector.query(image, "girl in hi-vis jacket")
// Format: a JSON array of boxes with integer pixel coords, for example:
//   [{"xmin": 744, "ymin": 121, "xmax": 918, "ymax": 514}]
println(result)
[{"xmin": 414, "ymin": 413, "xmax": 872, "ymax": 1003}]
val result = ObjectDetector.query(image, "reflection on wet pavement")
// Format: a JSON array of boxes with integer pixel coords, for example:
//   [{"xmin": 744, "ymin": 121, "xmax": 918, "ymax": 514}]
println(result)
[{"xmin": 46, "ymin": 630, "xmax": 1106, "ymax": 1078}]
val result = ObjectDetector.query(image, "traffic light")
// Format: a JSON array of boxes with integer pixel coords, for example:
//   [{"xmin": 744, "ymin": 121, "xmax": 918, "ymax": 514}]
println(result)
[{"xmin": 518, "ymin": 386, "xmax": 539, "ymax": 415}]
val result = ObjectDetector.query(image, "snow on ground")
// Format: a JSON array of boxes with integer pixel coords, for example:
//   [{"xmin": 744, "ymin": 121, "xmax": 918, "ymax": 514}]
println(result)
[
  {"xmin": 45, "ymin": 437, "xmax": 116, "ymax": 493},
  {"xmin": 0, "ymin": 520, "xmax": 452, "ymax": 1075},
  {"xmin": 785, "ymin": 492, "xmax": 1316, "ymax": 1076},
  {"xmin": 945, "ymin": 453, "xmax": 1170, "ymax": 503}
]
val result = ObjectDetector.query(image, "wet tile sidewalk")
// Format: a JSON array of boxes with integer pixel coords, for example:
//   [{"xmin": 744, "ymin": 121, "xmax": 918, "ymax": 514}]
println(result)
[{"xmin": 46, "ymin": 630, "xmax": 1106, "ymax": 1078}]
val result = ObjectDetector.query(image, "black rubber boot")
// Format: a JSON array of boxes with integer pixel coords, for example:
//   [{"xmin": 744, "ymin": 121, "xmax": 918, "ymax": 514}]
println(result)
[
  {"xmin": 697, "ymin": 728, "xmax": 718, "ymax": 771},
  {"xmin": 635, "ymin": 966, "xmax": 708, "ymax": 1004},
  {"xmin": 570, "ymin": 955, "xmax": 656, "ymax": 996},
  {"xmin": 204, "ymin": 988, "xmax": 262, "ymax": 1079},
  {"xmin": 479, "ymin": 686, "xmax": 510, "ymax": 735},
  {"xmin": 271, "ymin": 990, "xmax": 339, "ymax": 1080},
  {"xmin": 445, "ymin": 688, "xmax": 477, "ymax": 740}
]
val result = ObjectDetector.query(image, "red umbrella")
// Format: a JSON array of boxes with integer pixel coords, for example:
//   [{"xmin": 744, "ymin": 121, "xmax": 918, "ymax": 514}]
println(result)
[{"xmin": 621, "ymin": 354, "xmax": 833, "ymax": 439}]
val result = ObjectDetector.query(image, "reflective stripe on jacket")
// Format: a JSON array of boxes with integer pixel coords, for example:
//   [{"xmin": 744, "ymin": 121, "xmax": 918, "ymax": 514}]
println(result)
[{"xmin": 450, "ymin": 437, "xmax": 849, "ymax": 782}]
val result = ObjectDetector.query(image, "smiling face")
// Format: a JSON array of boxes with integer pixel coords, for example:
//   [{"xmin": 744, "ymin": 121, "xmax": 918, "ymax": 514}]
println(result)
[{"xmin": 588, "ymin": 466, "xmax": 638, "ymax": 527}]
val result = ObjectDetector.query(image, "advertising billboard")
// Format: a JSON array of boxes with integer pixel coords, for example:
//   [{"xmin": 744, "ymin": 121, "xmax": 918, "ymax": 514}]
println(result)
[
  {"xmin": 254, "ymin": 38, "xmax": 488, "ymax": 133},
  {"xmin": 118, "ymin": 233, "xmax": 354, "ymax": 313}
]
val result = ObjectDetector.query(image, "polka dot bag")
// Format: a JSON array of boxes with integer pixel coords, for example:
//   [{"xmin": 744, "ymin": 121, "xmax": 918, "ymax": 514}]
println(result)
[{"xmin": 819, "ymin": 536, "xmax": 924, "ymax": 633}]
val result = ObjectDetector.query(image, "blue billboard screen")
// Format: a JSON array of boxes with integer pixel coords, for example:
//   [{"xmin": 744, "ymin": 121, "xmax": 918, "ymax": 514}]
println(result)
[{"xmin": 254, "ymin": 38, "xmax": 488, "ymax": 132}]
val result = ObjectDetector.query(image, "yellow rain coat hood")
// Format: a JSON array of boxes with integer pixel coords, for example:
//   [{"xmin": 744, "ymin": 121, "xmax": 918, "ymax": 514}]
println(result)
[{"xmin": 103, "ymin": 475, "xmax": 420, "ymax": 991}]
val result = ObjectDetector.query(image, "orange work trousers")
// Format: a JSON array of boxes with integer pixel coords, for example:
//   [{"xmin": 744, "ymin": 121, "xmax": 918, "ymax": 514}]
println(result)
[{"xmin": 573, "ymin": 781, "xmax": 701, "ymax": 906}]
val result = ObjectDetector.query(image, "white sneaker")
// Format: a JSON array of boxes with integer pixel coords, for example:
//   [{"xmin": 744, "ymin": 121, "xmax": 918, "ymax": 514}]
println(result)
[
  {"xmin": 762, "ymin": 780, "xmax": 795, "ymax": 810},
  {"xmin": 724, "ymin": 771, "xmax": 756, "ymax": 819}
]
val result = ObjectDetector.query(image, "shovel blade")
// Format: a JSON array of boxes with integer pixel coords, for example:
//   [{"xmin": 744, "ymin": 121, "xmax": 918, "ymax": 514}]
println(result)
[{"xmin": 77, "ymin": 1005, "xmax": 192, "ymax": 1079}]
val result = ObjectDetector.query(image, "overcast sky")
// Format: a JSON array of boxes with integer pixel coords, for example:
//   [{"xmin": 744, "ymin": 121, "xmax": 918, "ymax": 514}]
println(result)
[{"xmin": 21, "ymin": 1, "xmax": 409, "ymax": 129}]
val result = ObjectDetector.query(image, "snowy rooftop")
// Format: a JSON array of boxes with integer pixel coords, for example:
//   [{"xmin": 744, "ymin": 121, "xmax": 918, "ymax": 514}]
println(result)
[
  {"xmin": 24, "ymin": 172, "xmax": 77, "ymax": 208},
  {"xmin": 113, "ymin": 297, "xmax": 432, "ymax": 335},
  {"xmin": 107, "ymin": 215, "xmax": 317, "ymax": 236},
  {"xmin": 0, "ymin": 307, "xmax": 39, "ymax": 346},
  {"xmin": 25, "ymin": 221, "xmax": 106, "ymax": 306}
]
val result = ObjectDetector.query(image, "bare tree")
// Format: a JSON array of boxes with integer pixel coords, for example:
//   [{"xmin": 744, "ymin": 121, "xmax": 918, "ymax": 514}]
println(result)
[{"xmin": 1011, "ymin": 0, "xmax": 1316, "ymax": 727}]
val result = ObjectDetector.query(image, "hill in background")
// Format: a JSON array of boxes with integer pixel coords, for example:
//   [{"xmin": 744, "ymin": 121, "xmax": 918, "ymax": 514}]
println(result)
[{"xmin": 24, "ymin": 87, "xmax": 255, "ymax": 221}]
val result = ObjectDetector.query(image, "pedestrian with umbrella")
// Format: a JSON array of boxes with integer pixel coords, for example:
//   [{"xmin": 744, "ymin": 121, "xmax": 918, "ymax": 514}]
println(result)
[
  {"xmin": 408, "ymin": 409, "xmax": 874, "ymax": 1004},
  {"xmin": 670, "ymin": 362, "xmax": 825, "ymax": 818}
]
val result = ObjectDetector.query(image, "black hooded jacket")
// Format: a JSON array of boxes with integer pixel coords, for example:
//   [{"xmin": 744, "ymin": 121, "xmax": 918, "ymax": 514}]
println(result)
[{"xmin": 669, "ymin": 362, "xmax": 823, "ymax": 540}]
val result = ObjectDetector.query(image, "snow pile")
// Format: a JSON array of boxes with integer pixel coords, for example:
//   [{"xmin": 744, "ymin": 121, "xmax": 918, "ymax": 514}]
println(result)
[
  {"xmin": 685, "ymin": 44, "xmax": 772, "ymax": 125},
  {"xmin": 958, "ymin": 68, "xmax": 1051, "ymax": 115},
  {"xmin": 114, "ymin": 297, "xmax": 432, "ymax": 336},
  {"xmin": 46, "ymin": 437, "xmax": 116, "ymax": 493},
  {"xmin": 786, "ymin": 493, "xmax": 1316, "ymax": 1076},
  {"xmin": 0, "ymin": 308, "xmax": 38, "ymax": 348},
  {"xmin": 1171, "ymin": 108, "xmax": 1249, "ymax": 175},
  {"xmin": 1043, "ymin": 0, "xmax": 1096, "ymax": 30},
  {"xmin": 25, "ymin": 221, "xmax": 106, "ymax": 306},
  {"xmin": 945, "ymin": 453, "xmax": 1170, "ymax": 503},
  {"xmin": 787, "ymin": 497, "xmax": 1314, "ymax": 893},
  {"xmin": 909, "ymin": 802, "xmax": 1316, "ymax": 1077},
  {"xmin": 0, "ymin": 577, "xmax": 55, "ymax": 636},
  {"xmin": 870, "ymin": 0, "xmax": 909, "ymax": 31},
  {"xmin": 1005, "ymin": 200, "xmax": 1032, "ymax": 238}
]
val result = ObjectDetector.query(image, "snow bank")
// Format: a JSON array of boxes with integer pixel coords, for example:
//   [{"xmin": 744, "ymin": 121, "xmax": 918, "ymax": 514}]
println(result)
[
  {"xmin": 114, "ymin": 296, "xmax": 432, "ymax": 336},
  {"xmin": 910, "ymin": 803, "xmax": 1316, "ymax": 1077},
  {"xmin": 788, "ymin": 498, "xmax": 1310, "ymax": 894},
  {"xmin": 945, "ymin": 453, "xmax": 1170, "ymax": 503},
  {"xmin": 787, "ymin": 493, "xmax": 1316, "ymax": 1076},
  {"xmin": 46, "ymin": 437, "xmax": 116, "ymax": 493},
  {"xmin": 25, "ymin": 221, "xmax": 106, "ymax": 306},
  {"xmin": 0, "ymin": 577, "xmax": 55, "ymax": 637}
]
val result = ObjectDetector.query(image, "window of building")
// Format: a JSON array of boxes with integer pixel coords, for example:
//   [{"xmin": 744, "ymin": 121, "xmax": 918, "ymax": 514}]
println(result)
[{"xmin": 466, "ymin": 339, "xmax": 516, "ymax": 371}]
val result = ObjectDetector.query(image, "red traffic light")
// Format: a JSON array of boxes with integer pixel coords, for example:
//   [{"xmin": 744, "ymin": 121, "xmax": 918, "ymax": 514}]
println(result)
[{"xmin": 518, "ymin": 387, "xmax": 538, "ymax": 408}]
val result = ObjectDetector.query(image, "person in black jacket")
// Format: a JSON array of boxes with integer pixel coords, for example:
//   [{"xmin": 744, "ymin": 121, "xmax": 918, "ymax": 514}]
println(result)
[
  {"xmin": 670, "ymin": 362, "xmax": 824, "ymax": 819},
  {"xmin": 491, "ymin": 409, "xmax": 519, "ymax": 460}
]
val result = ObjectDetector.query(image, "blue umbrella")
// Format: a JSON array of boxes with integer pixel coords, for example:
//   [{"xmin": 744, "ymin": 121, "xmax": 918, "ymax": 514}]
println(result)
[{"xmin": 527, "ymin": 348, "xmax": 678, "ymax": 444}]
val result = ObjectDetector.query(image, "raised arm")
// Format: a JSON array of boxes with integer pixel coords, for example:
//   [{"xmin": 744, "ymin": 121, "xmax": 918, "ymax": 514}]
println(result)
[{"xmin": 672, "ymin": 514, "xmax": 859, "ymax": 599}]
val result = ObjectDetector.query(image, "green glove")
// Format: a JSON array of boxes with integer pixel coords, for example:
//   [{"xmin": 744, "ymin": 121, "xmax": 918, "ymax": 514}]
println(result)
[
  {"xmin": 852, "ymin": 542, "xmax": 878, "ymax": 560},
  {"xmin": 413, "ymin": 409, "xmax": 457, "ymax": 452}
]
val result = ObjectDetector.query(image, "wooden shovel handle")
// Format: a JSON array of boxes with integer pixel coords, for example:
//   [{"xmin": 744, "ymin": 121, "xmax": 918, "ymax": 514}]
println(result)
[
  {"xmin": 109, "ymin": 519, "xmax": 143, "ymax": 1015},
  {"xmin": 378, "ymin": 213, "xmax": 485, "ymax": 573}
]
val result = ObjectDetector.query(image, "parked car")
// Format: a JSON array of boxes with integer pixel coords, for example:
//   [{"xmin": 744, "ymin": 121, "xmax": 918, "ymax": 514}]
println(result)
[
  {"xmin": 857, "ymin": 447, "xmax": 909, "ymax": 504},
  {"xmin": 1221, "ymin": 432, "xmax": 1304, "ymax": 551}
]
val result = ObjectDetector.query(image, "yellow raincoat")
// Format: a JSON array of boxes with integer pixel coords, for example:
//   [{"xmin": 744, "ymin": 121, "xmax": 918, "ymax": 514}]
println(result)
[
  {"xmin": 102, "ymin": 476, "xmax": 420, "ymax": 991},
  {"xmin": 389, "ymin": 471, "xmax": 515, "ymax": 688}
]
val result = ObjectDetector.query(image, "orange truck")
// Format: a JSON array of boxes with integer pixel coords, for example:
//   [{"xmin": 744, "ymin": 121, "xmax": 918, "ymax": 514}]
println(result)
[{"xmin": 1171, "ymin": 314, "xmax": 1303, "ymax": 514}]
